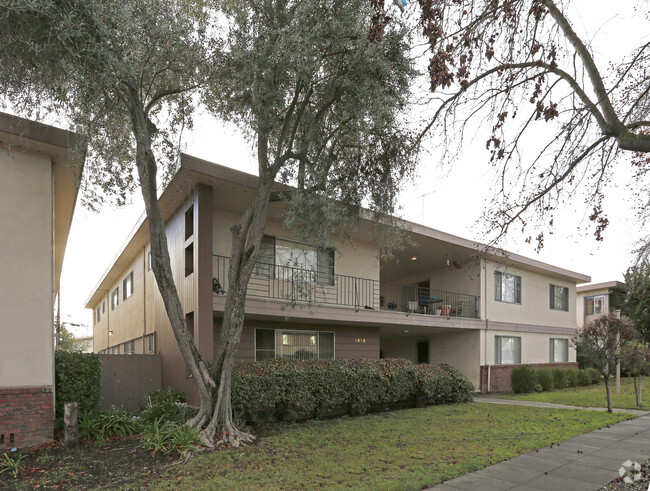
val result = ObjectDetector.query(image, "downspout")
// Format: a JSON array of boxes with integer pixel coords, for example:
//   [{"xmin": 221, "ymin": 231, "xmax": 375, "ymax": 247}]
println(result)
[
  {"xmin": 143, "ymin": 248, "xmax": 147, "ymax": 354},
  {"xmin": 483, "ymin": 258, "xmax": 490, "ymax": 393}
]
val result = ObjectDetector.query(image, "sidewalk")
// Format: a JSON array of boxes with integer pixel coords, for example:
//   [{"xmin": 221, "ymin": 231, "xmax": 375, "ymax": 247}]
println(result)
[{"xmin": 429, "ymin": 399, "xmax": 650, "ymax": 490}]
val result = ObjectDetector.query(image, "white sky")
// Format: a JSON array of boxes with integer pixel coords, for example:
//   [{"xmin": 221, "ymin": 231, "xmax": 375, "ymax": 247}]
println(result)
[{"xmin": 58, "ymin": 1, "xmax": 649, "ymax": 336}]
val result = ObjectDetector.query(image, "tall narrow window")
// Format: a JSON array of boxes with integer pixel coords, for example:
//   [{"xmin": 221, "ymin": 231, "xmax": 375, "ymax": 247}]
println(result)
[
  {"xmin": 147, "ymin": 333, "xmax": 156, "ymax": 353},
  {"xmin": 96, "ymin": 307, "xmax": 101, "ymax": 323},
  {"xmin": 123, "ymin": 271, "xmax": 134, "ymax": 300},
  {"xmin": 111, "ymin": 287, "xmax": 119, "ymax": 310},
  {"xmin": 147, "ymin": 251, "xmax": 152, "ymax": 271},
  {"xmin": 185, "ymin": 244, "xmax": 194, "ymax": 276},
  {"xmin": 549, "ymin": 284, "xmax": 569, "ymax": 311},
  {"xmin": 549, "ymin": 338, "xmax": 569, "ymax": 362},
  {"xmin": 185, "ymin": 205, "xmax": 194, "ymax": 240},
  {"xmin": 494, "ymin": 272, "xmax": 521, "ymax": 304},
  {"xmin": 495, "ymin": 335, "xmax": 521, "ymax": 364},
  {"xmin": 317, "ymin": 249, "xmax": 335, "ymax": 286}
]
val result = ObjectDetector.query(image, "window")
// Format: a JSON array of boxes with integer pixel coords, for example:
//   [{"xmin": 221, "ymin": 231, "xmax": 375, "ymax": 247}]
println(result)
[
  {"xmin": 254, "ymin": 235, "xmax": 335, "ymax": 285},
  {"xmin": 550, "ymin": 338, "xmax": 569, "ymax": 362},
  {"xmin": 147, "ymin": 333, "xmax": 156, "ymax": 353},
  {"xmin": 494, "ymin": 272, "xmax": 521, "ymax": 304},
  {"xmin": 185, "ymin": 244, "xmax": 194, "ymax": 276},
  {"xmin": 111, "ymin": 287, "xmax": 119, "ymax": 310},
  {"xmin": 585, "ymin": 295, "xmax": 605, "ymax": 315},
  {"xmin": 495, "ymin": 335, "xmax": 521, "ymax": 364},
  {"xmin": 255, "ymin": 328, "xmax": 335, "ymax": 361},
  {"xmin": 123, "ymin": 271, "xmax": 134, "ymax": 300},
  {"xmin": 96, "ymin": 307, "xmax": 101, "ymax": 323},
  {"xmin": 102, "ymin": 301, "xmax": 105, "ymax": 314},
  {"xmin": 185, "ymin": 205, "xmax": 194, "ymax": 240},
  {"xmin": 147, "ymin": 251, "xmax": 152, "ymax": 271},
  {"xmin": 124, "ymin": 340, "xmax": 134, "ymax": 354},
  {"xmin": 110, "ymin": 345, "xmax": 119, "ymax": 355},
  {"xmin": 550, "ymin": 284, "xmax": 569, "ymax": 311}
]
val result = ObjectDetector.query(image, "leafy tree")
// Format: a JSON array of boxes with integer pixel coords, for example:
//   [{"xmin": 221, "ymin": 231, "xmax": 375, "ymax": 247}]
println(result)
[
  {"xmin": 413, "ymin": 0, "xmax": 650, "ymax": 249},
  {"xmin": 624, "ymin": 262, "xmax": 650, "ymax": 341},
  {"xmin": 56, "ymin": 324, "xmax": 83, "ymax": 352},
  {"xmin": 571, "ymin": 314, "xmax": 636, "ymax": 412},
  {"xmin": 619, "ymin": 340, "xmax": 650, "ymax": 407},
  {"xmin": 1, "ymin": 0, "xmax": 417, "ymax": 447},
  {"xmin": 0, "ymin": 0, "xmax": 218, "ymax": 441},
  {"xmin": 199, "ymin": 0, "xmax": 418, "ymax": 445}
]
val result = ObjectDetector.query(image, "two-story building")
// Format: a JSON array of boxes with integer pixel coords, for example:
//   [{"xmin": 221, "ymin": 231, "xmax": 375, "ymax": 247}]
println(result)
[
  {"xmin": 0, "ymin": 112, "xmax": 83, "ymax": 449},
  {"xmin": 576, "ymin": 281, "xmax": 626, "ymax": 329},
  {"xmin": 86, "ymin": 154, "xmax": 590, "ymax": 399}
]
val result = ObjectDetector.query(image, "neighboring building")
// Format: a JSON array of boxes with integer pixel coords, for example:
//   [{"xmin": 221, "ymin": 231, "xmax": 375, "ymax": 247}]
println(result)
[
  {"xmin": 576, "ymin": 281, "xmax": 626, "ymax": 329},
  {"xmin": 74, "ymin": 335, "xmax": 94, "ymax": 353},
  {"xmin": 86, "ymin": 154, "xmax": 589, "ymax": 398},
  {"xmin": 0, "ymin": 112, "xmax": 84, "ymax": 449}
]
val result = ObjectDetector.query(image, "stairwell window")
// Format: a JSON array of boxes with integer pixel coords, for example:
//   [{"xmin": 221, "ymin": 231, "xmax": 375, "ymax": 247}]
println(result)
[
  {"xmin": 494, "ymin": 272, "xmax": 521, "ymax": 304},
  {"xmin": 550, "ymin": 338, "xmax": 569, "ymax": 362},
  {"xmin": 495, "ymin": 335, "xmax": 521, "ymax": 364},
  {"xmin": 549, "ymin": 284, "xmax": 569, "ymax": 311},
  {"xmin": 255, "ymin": 328, "xmax": 335, "ymax": 361}
]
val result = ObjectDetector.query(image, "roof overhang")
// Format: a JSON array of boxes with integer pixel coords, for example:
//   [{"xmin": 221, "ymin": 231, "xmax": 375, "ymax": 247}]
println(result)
[
  {"xmin": 0, "ymin": 112, "xmax": 85, "ymax": 294},
  {"xmin": 85, "ymin": 153, "xmax": 590, "ymax": 307},
  {"xmin": 577, "ymin": 280, "xmax": 626, "ymax": 294}
]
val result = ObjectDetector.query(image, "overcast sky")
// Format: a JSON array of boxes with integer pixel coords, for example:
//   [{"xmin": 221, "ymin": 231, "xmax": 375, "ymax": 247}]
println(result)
[{"xmin": 58, "ymin": 1, "xmax": 649, "ymax": 336}]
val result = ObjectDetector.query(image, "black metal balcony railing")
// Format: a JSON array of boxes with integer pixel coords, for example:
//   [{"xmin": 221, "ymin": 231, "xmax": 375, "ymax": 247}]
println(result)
[{"xmin": 212, "ymin": 254, "xmax": 480, "ymax": 319}]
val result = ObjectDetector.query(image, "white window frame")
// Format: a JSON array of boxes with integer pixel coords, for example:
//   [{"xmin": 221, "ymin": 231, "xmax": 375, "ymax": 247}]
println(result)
[
  {"xmin": 549, "ymin": 338, "xmax": 569, "ymax": 363},
  {"xmin": 147, "ymin": 333, "xmax": 156, "ymax": 353},
  {"xmin": 585, "ymin": 295, "xmax": 605, "ymax": 316},
  {"xmin": 495, "ymin": 335, "xmax": 521, "ymax": 364},
  {"xmin": 254, "ymin": 328, "xmax": 335, "ymax": 361}
]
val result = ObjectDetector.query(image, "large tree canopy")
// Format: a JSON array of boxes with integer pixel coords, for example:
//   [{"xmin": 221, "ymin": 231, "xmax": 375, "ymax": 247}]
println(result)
[{"xmin": 414, "ymin": 0, "xmax": 650, "ymax": 250}]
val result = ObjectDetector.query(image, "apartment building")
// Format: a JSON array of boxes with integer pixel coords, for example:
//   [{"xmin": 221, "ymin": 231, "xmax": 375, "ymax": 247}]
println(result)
[
  {"xmin": 87, "ymin": 154, "xmax": 589, "ymax": 400},
  {"xmin": 576, "ymin": 281, "xmax": 626, "ymax": 329},
  {"xmin": 0, "ymin": 112, "xmax": 83, "ymax": 448}
]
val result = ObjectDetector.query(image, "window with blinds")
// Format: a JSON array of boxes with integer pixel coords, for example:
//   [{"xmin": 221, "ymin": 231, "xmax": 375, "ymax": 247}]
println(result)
[
  {"xmin": 494, "ymin": 272, "xmax": 521, "ymax": 304},
  {"xmin": 255, "ymin": 328, "xmax": 335, "ymax": 361},
  {"xmin": 550, "ymin": 284, "xmax": 569, "ymax": 311},
  {"xmin": 549, "ymin": 338, "xmax": 568, "ymax": 362},
  {"xmin": 495, "ymin": 335, "xmax": 521, "ymax": 364}
]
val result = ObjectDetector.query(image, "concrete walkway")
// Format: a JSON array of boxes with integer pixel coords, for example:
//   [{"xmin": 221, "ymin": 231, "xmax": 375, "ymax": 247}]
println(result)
[
  {"xmin": 429, "ymin": 399, "xmax": 650, "ymax": 490},
  {"xmin": 474, "ymin": 396, "xmax": 650, "ymax": 416}
]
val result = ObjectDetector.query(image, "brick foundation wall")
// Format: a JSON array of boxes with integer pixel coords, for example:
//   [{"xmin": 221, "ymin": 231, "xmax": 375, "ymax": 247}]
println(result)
[
  {"xmin": 480, "ymin": 362, "xmax": 579, "ymax": 393},
  {"xmin": 0, "ymin": 386, "xmax": 54, "ymax": 449}
]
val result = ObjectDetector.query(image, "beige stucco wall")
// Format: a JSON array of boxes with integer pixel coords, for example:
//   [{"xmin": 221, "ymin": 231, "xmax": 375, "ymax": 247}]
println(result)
[
  {"xmin": 485, "ymin": 330, "xmax": 576, "ymax": 365},
  {"xmin": 0, "ymin": 148, "xmax": 54, "ymax": 388},
  {"xmin": 482, "ymin": 260, "xmax": 576, "ymax": 328},
  {"xmin": 380, "ymin": 330, "xmax": 481, "ymax": 388},
  {"xmin": 213, "ymin": 209, "xmax": 380, "ymax": 281}
]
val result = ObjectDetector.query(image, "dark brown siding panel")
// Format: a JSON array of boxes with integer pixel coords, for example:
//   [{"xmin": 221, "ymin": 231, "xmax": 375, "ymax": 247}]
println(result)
[{"xmin": 98, "ymin": 354, "xmax": 162, "ymax": 412}]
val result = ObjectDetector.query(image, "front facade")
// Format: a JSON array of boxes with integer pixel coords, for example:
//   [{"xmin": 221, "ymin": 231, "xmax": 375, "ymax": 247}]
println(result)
[
  {"xmin": 87, "ymin": 155, "xmax": 589, "ymax": 400},
  {"xmin": 0, "ymin": 113, "xmax": 83, "ymax": 448}
]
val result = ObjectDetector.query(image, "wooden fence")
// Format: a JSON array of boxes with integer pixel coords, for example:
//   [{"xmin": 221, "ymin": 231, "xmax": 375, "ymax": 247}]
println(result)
[{"xmin": 98, "ymin": 354, "xmax": 161, "ymax": 412}]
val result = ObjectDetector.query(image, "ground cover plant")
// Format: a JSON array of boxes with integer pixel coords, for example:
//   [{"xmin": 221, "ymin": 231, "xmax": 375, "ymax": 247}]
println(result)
[
  {"xmin": 498, "ymin": 377, "xmax": 650, "ymax": 410},
  {"xmin": 152, "ymin": 403, "xmax": 631, "ymax": 490}
]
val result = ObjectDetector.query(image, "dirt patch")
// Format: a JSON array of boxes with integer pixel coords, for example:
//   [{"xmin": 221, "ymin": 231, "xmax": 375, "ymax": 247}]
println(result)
[{"xmin": 0, "ymin": 436, "xmax": 177, "ymax": 490}]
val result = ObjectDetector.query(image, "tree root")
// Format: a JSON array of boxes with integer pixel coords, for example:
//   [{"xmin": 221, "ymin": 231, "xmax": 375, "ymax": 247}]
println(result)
[{"xmin": 199, "ymin": 421, "xmax": 255, "ymax": 449}]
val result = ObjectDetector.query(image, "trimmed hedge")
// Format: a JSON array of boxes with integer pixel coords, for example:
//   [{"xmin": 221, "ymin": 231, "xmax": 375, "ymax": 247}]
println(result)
[
  {"xmin": 55, "ymin": 351, "xmax": 102, "ymax": 419},
  {"xmin": 224, "ymin": 358, "xmax": 474, "ymax": 425},
  {"xmin": 510, "ymin": 366, "xmax": 599, "ymax": 395}
]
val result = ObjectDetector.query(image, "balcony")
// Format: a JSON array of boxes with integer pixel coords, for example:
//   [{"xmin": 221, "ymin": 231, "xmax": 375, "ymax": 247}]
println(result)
[{"xmin": 212, "ymin": 255, "xmax": 480, "ymax": 319}]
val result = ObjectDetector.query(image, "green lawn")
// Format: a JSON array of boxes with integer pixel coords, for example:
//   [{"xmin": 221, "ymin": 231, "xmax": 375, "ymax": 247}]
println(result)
[
  {"xmin": 152, "ymin": 403, "xmax": 633, "ymax": 490},
  {"xmin": 496, "ymin": 377, "xmax": 650, "ymax": 410}
]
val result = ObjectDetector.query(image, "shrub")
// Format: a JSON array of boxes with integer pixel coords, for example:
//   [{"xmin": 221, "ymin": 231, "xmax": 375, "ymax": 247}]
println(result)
[
  {"xmin": 552, "ymin": 368, "xmax": 568, "ymax": 389},
  {"xmin": 535, "ymin": 368, "xmax": 554, "ymax": 391},
  {"xmin": 80, "ymin": 406, "xmax": 140, "ymax": 440},
  {"xmin": 139, "ymin": 417, "xmax": 201, "ymax": 457},
  {"xmin": 511, "ymin": 366, "xmax": 537, "ymax": 394},
  {"xmin": 54, "ymin": 351, "xmax": 102, "ymax": 419},
  {"xmin": 565, "ymin": 369, "xmax": 579, "ymax": 387},
  {"xmin": 587, "ymin": 368, "xmax": 601, "ymax": 384},
  {"xmin": 577, "ymin": 369, "xmax": 592, "ymax": 386},
  {"xmin": 139, "ymin": 388, "xmax": 191, "ymax": 427},
  {"xmin": 225, "ymin": 358, "xmax": 473, "ymax": 425}
]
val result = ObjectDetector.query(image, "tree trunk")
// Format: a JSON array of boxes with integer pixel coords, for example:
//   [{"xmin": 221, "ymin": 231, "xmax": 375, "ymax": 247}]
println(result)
[
  {"xmin": 125, "ymin": 85, "xmax": 216, "ymax": 428},
  {"xmin": 637, "ymin": 376, "xmax": 643, "ymax": 407},
  {"xmin": 604, "ymin": 376, "xmax": 612, "ymax": 413},
  {"xmin": 199, "ymin": 173, "xmax": 275, "ymax": 447}
]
